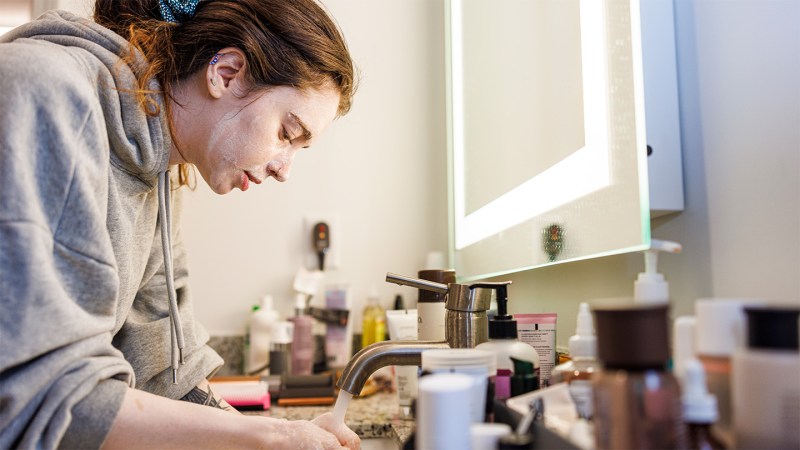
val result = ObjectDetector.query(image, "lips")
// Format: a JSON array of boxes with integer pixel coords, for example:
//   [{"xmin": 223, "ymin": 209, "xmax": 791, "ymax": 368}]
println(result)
[
  {"xmin": 244, "ymin": 170, "xmax": 262, "ymax": 185},
  {"xmin": 240, "ymin": 172, "xmax": 250, "ymax": 191}
]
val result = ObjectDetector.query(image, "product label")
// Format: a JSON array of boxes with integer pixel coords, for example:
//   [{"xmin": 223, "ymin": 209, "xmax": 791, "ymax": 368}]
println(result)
[
  {"xmin": 417, "ymin": 303, "xmax": 446, "ymax": 340},
  {"xmin": 515, "ymin": 316, "xmax": 557, "ymax": 386}
]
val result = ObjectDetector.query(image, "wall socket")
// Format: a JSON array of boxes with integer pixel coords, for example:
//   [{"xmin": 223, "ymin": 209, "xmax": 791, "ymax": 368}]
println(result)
[{"xmin": 303, "ymin": 214, "xmax": 341, "ymax": 271}]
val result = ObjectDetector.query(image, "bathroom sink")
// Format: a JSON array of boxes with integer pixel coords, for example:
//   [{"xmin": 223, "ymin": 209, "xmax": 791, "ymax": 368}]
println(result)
[{"xmin": 361, "ymin": 437, "xmax": 400, "ymax": 450}]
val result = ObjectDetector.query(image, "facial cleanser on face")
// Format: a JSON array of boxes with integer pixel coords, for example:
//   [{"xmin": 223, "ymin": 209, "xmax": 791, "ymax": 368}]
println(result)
[{"xmin": 386, "ymin": 309, "xmax": 419, "ymax": 418}]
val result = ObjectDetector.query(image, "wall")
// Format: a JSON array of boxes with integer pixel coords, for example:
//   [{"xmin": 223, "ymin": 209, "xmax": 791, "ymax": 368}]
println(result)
[
  {"xmin": 495, "ymin": 0, "xmax": 800, "ymax": 349},
  {"xmin": 181, "ymin": 0, "xmax": 448, "ymax": 335},
  {"xmin": 38, "ymin": 0, "xmax": 798, "ymax": 346}
]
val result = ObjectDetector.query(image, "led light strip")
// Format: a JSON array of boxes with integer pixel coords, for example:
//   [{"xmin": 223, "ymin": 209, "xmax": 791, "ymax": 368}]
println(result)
[{"xmin": 453, "ymin": 0, "xmax": 612, "ymax": 250}]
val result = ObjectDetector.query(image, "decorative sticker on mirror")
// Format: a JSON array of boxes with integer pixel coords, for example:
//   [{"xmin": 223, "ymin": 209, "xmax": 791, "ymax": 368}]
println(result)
[{"xmin": 543, "ymin": 224, "xmax": 565, "ymax": 262}]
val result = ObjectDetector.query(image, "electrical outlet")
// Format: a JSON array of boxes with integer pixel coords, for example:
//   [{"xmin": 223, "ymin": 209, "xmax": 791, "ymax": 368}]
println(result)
[{"xmin": 303, "ymin": 214, "xmax": 341, "ymax": 270}]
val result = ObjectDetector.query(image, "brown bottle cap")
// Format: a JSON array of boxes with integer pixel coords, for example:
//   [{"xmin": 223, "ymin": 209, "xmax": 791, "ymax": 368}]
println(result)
[
  {"xmin": 417, "ymin": 269, "xmax": 455, "ymax": 303},
  {"xmin": 593, "ymin": 303, "xmax": 670, "ymax": 370}
]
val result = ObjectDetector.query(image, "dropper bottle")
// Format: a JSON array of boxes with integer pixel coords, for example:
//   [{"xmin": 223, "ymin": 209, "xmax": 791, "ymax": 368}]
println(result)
[
  {"xmin": 551, "ymin": 302, "xmax": 598, "ymax": 419},
  {"xmin": 683, "ymin": 358, "xmax": 726, "ymax": 449}
]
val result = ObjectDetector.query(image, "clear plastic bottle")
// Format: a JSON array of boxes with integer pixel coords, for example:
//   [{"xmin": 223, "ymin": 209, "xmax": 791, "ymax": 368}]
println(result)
[
  {"xmin": 361, "ymin": 292, "xmax": 386, "ymax": 348},
  {"xmin": 592, "ymin": 304, "xmax": 686, "ymax": 450},
  {"xmin": 551, "ymin": 302, "xmax": 598, "ymax": 419}
]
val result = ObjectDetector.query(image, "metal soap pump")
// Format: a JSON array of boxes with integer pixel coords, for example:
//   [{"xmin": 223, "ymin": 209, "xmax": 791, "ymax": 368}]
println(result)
[{"xmin": 335, "ymin": 272, "xmax": 512, "ymax": 395}]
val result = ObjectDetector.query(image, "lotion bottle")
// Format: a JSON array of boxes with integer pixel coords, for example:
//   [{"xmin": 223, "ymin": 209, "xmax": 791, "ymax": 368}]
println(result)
[
  {"xmin": 732, "ymin": 306, "xmax": 800, "ymax": 449},
  {"xmin": 245, "ymin": 295, "xmax": 279, "ymax": 376},
  {"xmin": 475, "ymin": 284, "xmax": 539, "ymax": 401},
  {"xmin": 290, "ymin": 293, "xmax": 314, "ymax": 375},
  {"xmin": 551, "ymin": 302, "xmax": 598, "ymax": 419}
]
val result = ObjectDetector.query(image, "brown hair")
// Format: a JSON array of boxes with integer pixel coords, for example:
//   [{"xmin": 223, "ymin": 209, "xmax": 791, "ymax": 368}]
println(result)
[{"xmin": 94, "ymin": 0, "xmax": 357, "ymax": 184}]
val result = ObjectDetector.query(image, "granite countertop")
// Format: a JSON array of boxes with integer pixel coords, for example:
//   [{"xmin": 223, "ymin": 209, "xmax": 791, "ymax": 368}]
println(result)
[{"xmin": 246, "ymin": 392, "xmax": 414, "ymax": 444}]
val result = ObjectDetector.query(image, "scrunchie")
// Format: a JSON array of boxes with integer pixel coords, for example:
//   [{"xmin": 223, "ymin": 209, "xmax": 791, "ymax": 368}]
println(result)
[{"xmin": 159, "ymin": 0, "xmax": 200, "ymax": 24}]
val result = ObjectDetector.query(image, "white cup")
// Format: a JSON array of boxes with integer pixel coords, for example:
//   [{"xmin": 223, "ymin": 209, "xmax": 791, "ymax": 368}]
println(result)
[{"xmin": 417, "ymin": 373, "xmax": 473, "ymax": 450}]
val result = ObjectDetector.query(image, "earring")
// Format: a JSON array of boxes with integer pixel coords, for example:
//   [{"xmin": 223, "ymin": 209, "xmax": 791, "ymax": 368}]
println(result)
[
  {"xmin": 210, "ymin": 77, "xmax": 217, "ymax": 87},
  {"xmin": 209, "ymin": 53, "xmax": 223, "ymax": 65}
]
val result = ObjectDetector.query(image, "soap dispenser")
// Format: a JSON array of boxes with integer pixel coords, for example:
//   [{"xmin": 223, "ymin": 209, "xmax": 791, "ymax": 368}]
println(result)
[
  {"xmin": 475, "ymin": 284, "xmax": 540, "ymax": 400},
  {"xmin": 634, "ymin": 239, "xmax": 682, "ymax": 304}
]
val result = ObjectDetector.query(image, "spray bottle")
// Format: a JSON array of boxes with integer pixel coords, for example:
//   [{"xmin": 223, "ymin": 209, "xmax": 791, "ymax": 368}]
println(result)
[{"xmin": 634, "ymin": 239, "xmax": 682, "ymax": 305}]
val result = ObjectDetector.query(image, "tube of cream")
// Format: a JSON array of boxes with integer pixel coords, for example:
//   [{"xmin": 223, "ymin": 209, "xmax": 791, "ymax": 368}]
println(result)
[
  {"xmin": 515, "ymin": 313, "xmax": 557, "ymax": 387},
  {"xmin": 386, "ymin": 309, "xmax": 419, "ymax": 418}
]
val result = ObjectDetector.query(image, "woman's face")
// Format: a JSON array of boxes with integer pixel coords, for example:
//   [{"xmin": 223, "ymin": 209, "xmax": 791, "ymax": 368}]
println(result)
[{"xmin": 171, "ymin": 56, "xmax": 341, "ymax": 194}]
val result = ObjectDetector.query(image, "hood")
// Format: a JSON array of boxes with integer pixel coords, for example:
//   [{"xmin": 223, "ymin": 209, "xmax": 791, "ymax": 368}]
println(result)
[{"xmin": 2, "ymin": 10, "xmax": 172, "ymax": 186}]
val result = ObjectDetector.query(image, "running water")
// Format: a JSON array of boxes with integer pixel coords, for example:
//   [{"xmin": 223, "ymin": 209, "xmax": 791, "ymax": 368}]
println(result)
[{"xmin": 332, "ymin": 390, "xmax": 353, "ymax": 424}]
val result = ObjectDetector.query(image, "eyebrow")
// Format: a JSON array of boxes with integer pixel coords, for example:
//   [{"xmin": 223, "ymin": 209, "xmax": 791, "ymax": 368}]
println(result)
[{"xmin": 289, "ymin": 112, "xmax": 313, "ymax": 142}]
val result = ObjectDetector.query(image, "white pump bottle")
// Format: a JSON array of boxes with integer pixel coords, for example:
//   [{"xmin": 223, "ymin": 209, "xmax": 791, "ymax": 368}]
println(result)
[{"xmin": 634, "ymin": 239, "xmax": 682, "ymax": 305}]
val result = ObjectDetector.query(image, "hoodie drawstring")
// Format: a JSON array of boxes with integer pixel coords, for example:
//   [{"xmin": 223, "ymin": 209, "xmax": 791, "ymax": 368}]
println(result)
[{"xmin": 158, "ymin": 170, "xmax": 186, "ymax": 384}]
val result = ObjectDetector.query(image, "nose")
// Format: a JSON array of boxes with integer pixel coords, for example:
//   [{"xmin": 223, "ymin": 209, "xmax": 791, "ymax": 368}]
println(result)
[{"xmin": 267, "ymin": 151, "xmax": 296, "ymax": 182}]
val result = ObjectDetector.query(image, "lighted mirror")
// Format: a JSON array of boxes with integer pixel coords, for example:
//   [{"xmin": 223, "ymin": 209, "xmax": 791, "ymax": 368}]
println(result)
[{"xmin": 447, "ymin": 0, "xmax": 651, "ymax": 280}]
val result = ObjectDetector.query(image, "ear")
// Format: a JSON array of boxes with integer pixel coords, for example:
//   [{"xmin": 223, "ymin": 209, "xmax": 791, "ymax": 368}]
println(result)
[{"xmin": 206, "ymin": 47, "xmax": 247, "ymax": 99}]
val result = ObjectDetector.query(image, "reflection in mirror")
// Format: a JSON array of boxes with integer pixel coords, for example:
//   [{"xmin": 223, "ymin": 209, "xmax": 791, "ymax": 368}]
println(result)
[{"xmin": 448, "ymin": 0, "xmax": 651, "ymax": 280}]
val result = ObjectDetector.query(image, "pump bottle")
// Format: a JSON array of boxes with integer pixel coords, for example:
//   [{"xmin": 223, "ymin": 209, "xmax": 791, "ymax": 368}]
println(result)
[
  {"xmin": 634, "ymin": 239, "xmax": 682, "ymax": 305},
  {"xmin": 475, "ymin": 284, "xmax": 540, "ymax": 401},
  {"xmin": 551, "ymin": 302, "xmax": 598, "ymax": 419}
]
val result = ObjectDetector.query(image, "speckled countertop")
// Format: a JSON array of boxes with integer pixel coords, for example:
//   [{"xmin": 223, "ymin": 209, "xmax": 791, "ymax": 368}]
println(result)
[{"xmin": 246, "ymin": 392, "xmax": 414, "ymax": 445}]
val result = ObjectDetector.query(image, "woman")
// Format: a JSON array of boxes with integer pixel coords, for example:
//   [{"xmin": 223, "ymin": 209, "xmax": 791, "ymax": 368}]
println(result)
[{"xmin": 0, "ymin": 0, "xmax": 359, "ymax": 448}]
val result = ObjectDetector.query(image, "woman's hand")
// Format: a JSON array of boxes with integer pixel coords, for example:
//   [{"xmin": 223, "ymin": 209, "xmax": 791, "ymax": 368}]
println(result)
[
  {"xmin": 245, "ymin": 415, "xmax": 359, "ymax": 449},
  {"xmin": 104, "ymin": 388, "xmax": 359, "ymax": 449},
  {"xmin": 313, "ymin": 412, "xmax": 361, "ymax": 450}
]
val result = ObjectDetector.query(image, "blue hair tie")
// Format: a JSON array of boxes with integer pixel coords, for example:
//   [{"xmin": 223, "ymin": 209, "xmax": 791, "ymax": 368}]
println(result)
[{"xmin": 159, "ymin": 0, "xmax": 200, "ymax": 24}]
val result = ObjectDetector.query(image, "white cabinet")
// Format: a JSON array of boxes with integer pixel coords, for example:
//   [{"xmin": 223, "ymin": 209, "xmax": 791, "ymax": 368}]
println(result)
[{"xmin": 641, "ymin": 0, "xmax": 685, "ymax": 218}]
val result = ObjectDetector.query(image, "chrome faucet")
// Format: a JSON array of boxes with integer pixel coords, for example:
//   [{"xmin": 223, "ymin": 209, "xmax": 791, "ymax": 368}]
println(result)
[{"xmin": 336, "ymin": 272, "xmax": 511, "ymax": 395}]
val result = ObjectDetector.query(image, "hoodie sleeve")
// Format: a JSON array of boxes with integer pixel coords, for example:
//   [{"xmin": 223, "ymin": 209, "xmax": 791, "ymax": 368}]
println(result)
[{"xmin": 0, "ymin": 40, "xmax": 135, "ymax": 449}]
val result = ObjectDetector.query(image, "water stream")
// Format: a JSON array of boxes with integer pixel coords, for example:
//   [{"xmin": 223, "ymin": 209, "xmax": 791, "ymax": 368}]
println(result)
[{"xmin": 332, "ymin": 390, "xmax": 353, "ymax": 424}]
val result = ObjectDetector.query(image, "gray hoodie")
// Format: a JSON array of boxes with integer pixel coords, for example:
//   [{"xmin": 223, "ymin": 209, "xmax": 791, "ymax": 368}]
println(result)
[{"xmin": 0, "ymin": 11, "xmax": 223, "ymax": 449}]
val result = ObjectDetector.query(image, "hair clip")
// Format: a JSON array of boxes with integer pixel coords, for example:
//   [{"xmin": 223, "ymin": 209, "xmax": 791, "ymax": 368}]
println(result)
[
  {"xmin": 158, "ymin": 0, "xmax": 200, "ymax": 24},
  {"xmin": 209, "ymin": 53, "xmax": 224, "ymax": 65}
]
